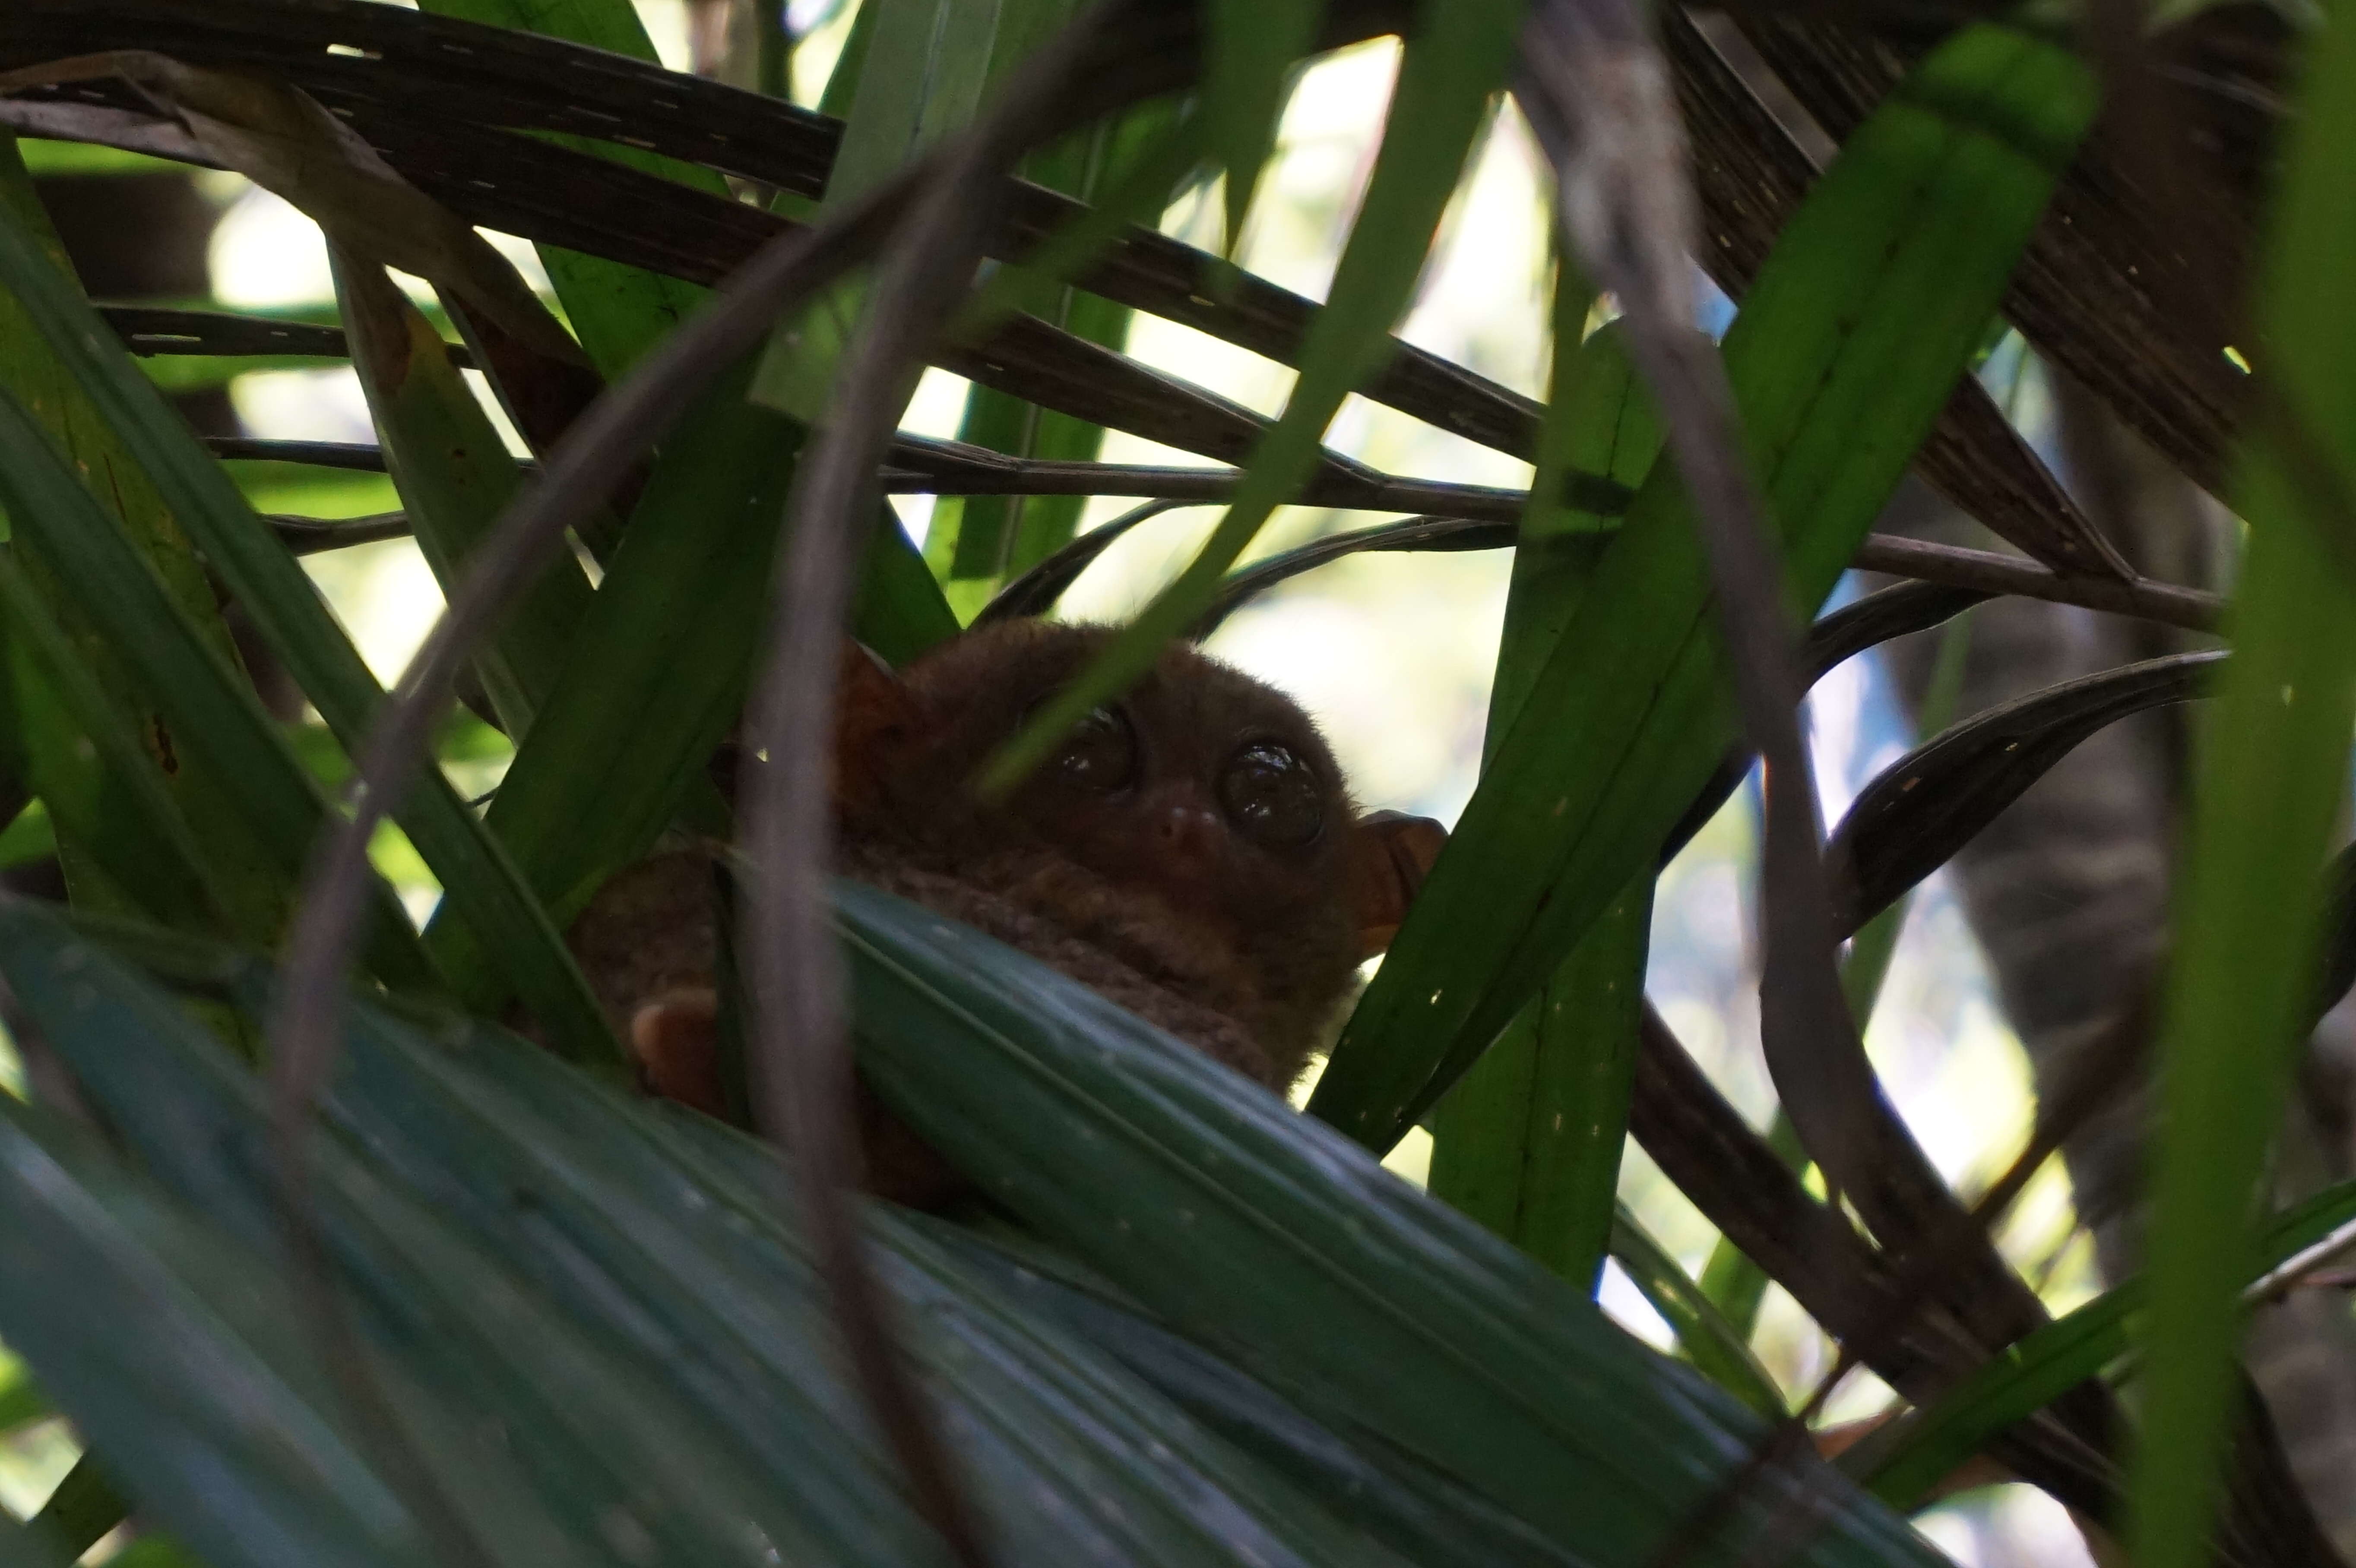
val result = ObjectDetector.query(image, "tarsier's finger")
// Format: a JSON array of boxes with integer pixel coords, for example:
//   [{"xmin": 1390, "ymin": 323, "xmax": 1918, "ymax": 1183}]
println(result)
[
  {"xmin": 1349, "ymin": 809, "xmax": 1450, "ymax": 958},
  {"xmin": 630, "ymin": 987, "xmax": 727, "ymax": 1118}
]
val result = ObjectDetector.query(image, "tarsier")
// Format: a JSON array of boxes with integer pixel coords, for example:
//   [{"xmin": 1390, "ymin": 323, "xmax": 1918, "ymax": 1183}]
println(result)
[{"xmin": 563, "ymin": 619, "xmax": 1448, "ymax": 1205}]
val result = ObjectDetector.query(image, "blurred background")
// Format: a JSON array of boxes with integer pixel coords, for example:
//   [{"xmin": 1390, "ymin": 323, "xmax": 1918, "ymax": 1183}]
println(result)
[{"xmin": 0, "ymin": 3, "xmax": 2130, "ymax": 1560}]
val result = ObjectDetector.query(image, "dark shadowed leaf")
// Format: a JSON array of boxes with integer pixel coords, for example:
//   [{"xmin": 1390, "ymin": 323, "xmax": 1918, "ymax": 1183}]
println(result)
[
  {"xmin": 1203, "ymin": 0, "xmax": 1322, "ymax": 249},
  {"xmin": 837, "ymin": 879, "xmax": 1950, "ymax": 1568},
  {"xmin": 0, "ymin": 895, "xmax": 1832, "ymax": 1568},
  {"xmin": 1824, "ymin": 651, "xmax": 2223, "ymax": 937},
  {"xmin": 0, "ymin": 1091, "xmax": 448, "ymax": 1568},
  {"xmin": 0, "ymin": 191, "xmax": 621, "ymax": 1071},
  {"xmin": 915, "ymin": 1217, "xmax": 1588, "ymax": 1568},
  {"xmin": 0, "ymin": 389, "xmax": 427, "ymax": 984},
  {"xmin": 25, "ymin": 1457, "xmax": 127, "ymax": 1564},
  {"xmin": 2305, "ymin": 842, "xmax": 2356, "ymax": 1031}
]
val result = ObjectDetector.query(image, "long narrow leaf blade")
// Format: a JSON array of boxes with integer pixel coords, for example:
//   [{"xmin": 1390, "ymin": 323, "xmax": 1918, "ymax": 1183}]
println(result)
[
  {"xmin": 2131, "ymin": 3, "xmax": 2356, "ymax": 1551},
  {"xmin": 0, "ymin": 552, "xmax": 226, "ymax": 936},
  {"xmin": 0, "ymin": 196, "xmax": 622, "ymax": 1072},
  {"xmin": 336, "ymin": 257, "xmax": 594, "ymax": 739},
  {"xmin": 0, "ymin": 1097, "xmax": 434, "ymax": 1568},
  {"xmin": 1315, "ymin": 24, "xmax": 2099, "ymax": 1148},
  {"xmin": 1429, "ymin": 300, "xmax": 1653, "ymax": 1294},
  {"xmin": 1607, "ymin": 1204, "xmax": 1786, "ymax": 1421},
  {"xmin": 3, "ymin": 901, "xmax": 1446, "ymax": 1568},
  {"xmin": 0, "ymin": 389, "xmax": 429, "ymax": 986},
  {"xmin": 0, "ymin": 135, "xmax": 293, "ymax": 936}
]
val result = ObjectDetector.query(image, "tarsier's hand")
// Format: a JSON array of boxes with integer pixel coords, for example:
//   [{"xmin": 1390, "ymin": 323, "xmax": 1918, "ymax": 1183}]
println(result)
[{"xmin": 567, "ymin": 622, "xmax": 1448, "ymax": 1208}]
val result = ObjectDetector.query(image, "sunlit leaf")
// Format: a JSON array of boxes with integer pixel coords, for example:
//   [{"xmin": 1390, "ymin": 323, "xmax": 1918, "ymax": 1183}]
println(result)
[
  {"xmin": 1203, "ymin": 0, "xmax": 1323, "ymax": 251},
  {"xmin": 24, "ymin": 1457, "xmax": 126, "ymax": 1565},
  {"xmin": 0, "ymin": 389, "xmax": 425, "ymax": 983},
  {"xmin": 335, "ymin": 256, "xmax": 595, "ymax": 740},
  {"xmin": 0, "ymin": 135, "xmax": 290, "ymax": 935},
  {"xmin": 1429, "ymin": 292, "xmax": 1653, "ymax": 1296},
  {"xmin": 1316, "ymin": 24, "xmax": 2099, "ymax": 1149},
  {"xmin": 0, "ymin": 551, "xmax": 226, "ymax": 938},
  {"xmin": 1606, "ymin": 1204, "xmax": 1785, "ymax": 1420},
  {"xmin": 411, "ymin": 0, "xmax": 716, "ymax": 377},
  {"xmin": 756, "ymin": 0, "xmax": 1024, "ymax": 421},
  {"xmin": 933, "ymin": 97, "xmax": 1180, "ymax": 614}
]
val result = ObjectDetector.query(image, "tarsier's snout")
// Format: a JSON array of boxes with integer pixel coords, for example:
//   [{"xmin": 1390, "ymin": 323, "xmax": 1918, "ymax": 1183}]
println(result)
[{"xmin": 1142, "ymin": 782, "xmax": 1228, "ymax": 873}]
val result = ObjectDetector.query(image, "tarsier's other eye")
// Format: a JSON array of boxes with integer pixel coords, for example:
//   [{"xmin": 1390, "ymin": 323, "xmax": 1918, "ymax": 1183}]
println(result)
[
  {"xmin": 1218, "ymin": 741, "xmax": 1324, "ymax": 848},
  {"xmin": 1055, "ymin": 705, "xmax": 1138, "ymax": 793}
]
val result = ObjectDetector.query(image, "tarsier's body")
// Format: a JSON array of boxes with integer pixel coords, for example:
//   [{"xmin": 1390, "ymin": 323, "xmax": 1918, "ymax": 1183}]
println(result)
[{"xmin": 565, "ymin": 620, "xmax": 1444, "ymax": 1201}]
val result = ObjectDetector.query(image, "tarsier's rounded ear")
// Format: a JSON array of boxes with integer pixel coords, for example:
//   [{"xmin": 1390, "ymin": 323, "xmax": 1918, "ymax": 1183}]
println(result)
[
  {"xmin": 1348, "ymin": 809, "xmax": 1449, "ymax": 959},
  {"xmin": 833, "ymin": 637, "xmax": 918, "ymax": 806}
]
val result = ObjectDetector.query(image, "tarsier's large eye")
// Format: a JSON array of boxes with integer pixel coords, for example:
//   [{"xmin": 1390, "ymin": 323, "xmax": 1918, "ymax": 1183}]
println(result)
[
  {"xmin": 1218, "ymin": 741, "xmax": 1324, "ymax": 848},
  {"xmin": 1055, "ymin": 705, "xmax": 1138, "ymax": 793}
]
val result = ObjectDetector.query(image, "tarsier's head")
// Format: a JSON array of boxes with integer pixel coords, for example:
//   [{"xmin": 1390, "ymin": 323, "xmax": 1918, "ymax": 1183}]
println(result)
[{"xmin": 837, "ymin": 620, "xmax": 1446, "ymax": 994}]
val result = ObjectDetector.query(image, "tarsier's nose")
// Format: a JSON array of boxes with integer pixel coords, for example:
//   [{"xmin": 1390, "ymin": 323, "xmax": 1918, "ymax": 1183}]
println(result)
[{"xmin": 1150, "ymin": 790, "xmax": 1225, "ymax": 872}]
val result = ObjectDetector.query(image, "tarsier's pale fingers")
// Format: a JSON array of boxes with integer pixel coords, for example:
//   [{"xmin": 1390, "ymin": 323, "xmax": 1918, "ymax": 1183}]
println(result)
[
  {"xmin": 568, "ymin": 619, "xmax": 1449, "ymax": 1208},
  {"xmin": 630, "ymin": 987, "xmax": 725, "ymax": 1118},
  {"xmin": 621, "ymin": 977, "xmax": 964, "ymax": 1204}
]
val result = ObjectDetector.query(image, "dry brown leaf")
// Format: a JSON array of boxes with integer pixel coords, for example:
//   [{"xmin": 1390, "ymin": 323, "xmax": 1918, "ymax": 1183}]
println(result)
[{"xmin": 0, "ymin": 51, "xmax": 583, "ymax": 367}]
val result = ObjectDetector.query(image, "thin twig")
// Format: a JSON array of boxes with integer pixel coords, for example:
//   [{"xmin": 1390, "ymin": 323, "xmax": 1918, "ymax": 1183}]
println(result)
[
  {"xmin": 2245, "ymin": 1217, "xmax": 2356, "ymax": 1307},
  {"xmin": 1782, "ymin": 988, "xmax": 2160, "ymax": 1454},
  {"xmin": 1630, "ymin": 1008, "xmax": 2127, "ymax": 1524},
  {"xmin": 263, "ymin": 512, "xmax": 412, "ymax": 554},
  {"xmin": 247, "ymin": 479, "xmax": 2224, "ymax": 636},
  {"xmin": 261, "ymin": 89, "xmax": 939, "ymax": 1568},
  {"xmin": 1852, "ymin": 534, "xmax": 2219, "ymax": 632},
  {"xmin": 739, "ymin": 8, "xmax": 1149, "ymax": 1562},
  {"xmin": 741, "ymin": 109, "xmax": 991, "ymax": 1568}
]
